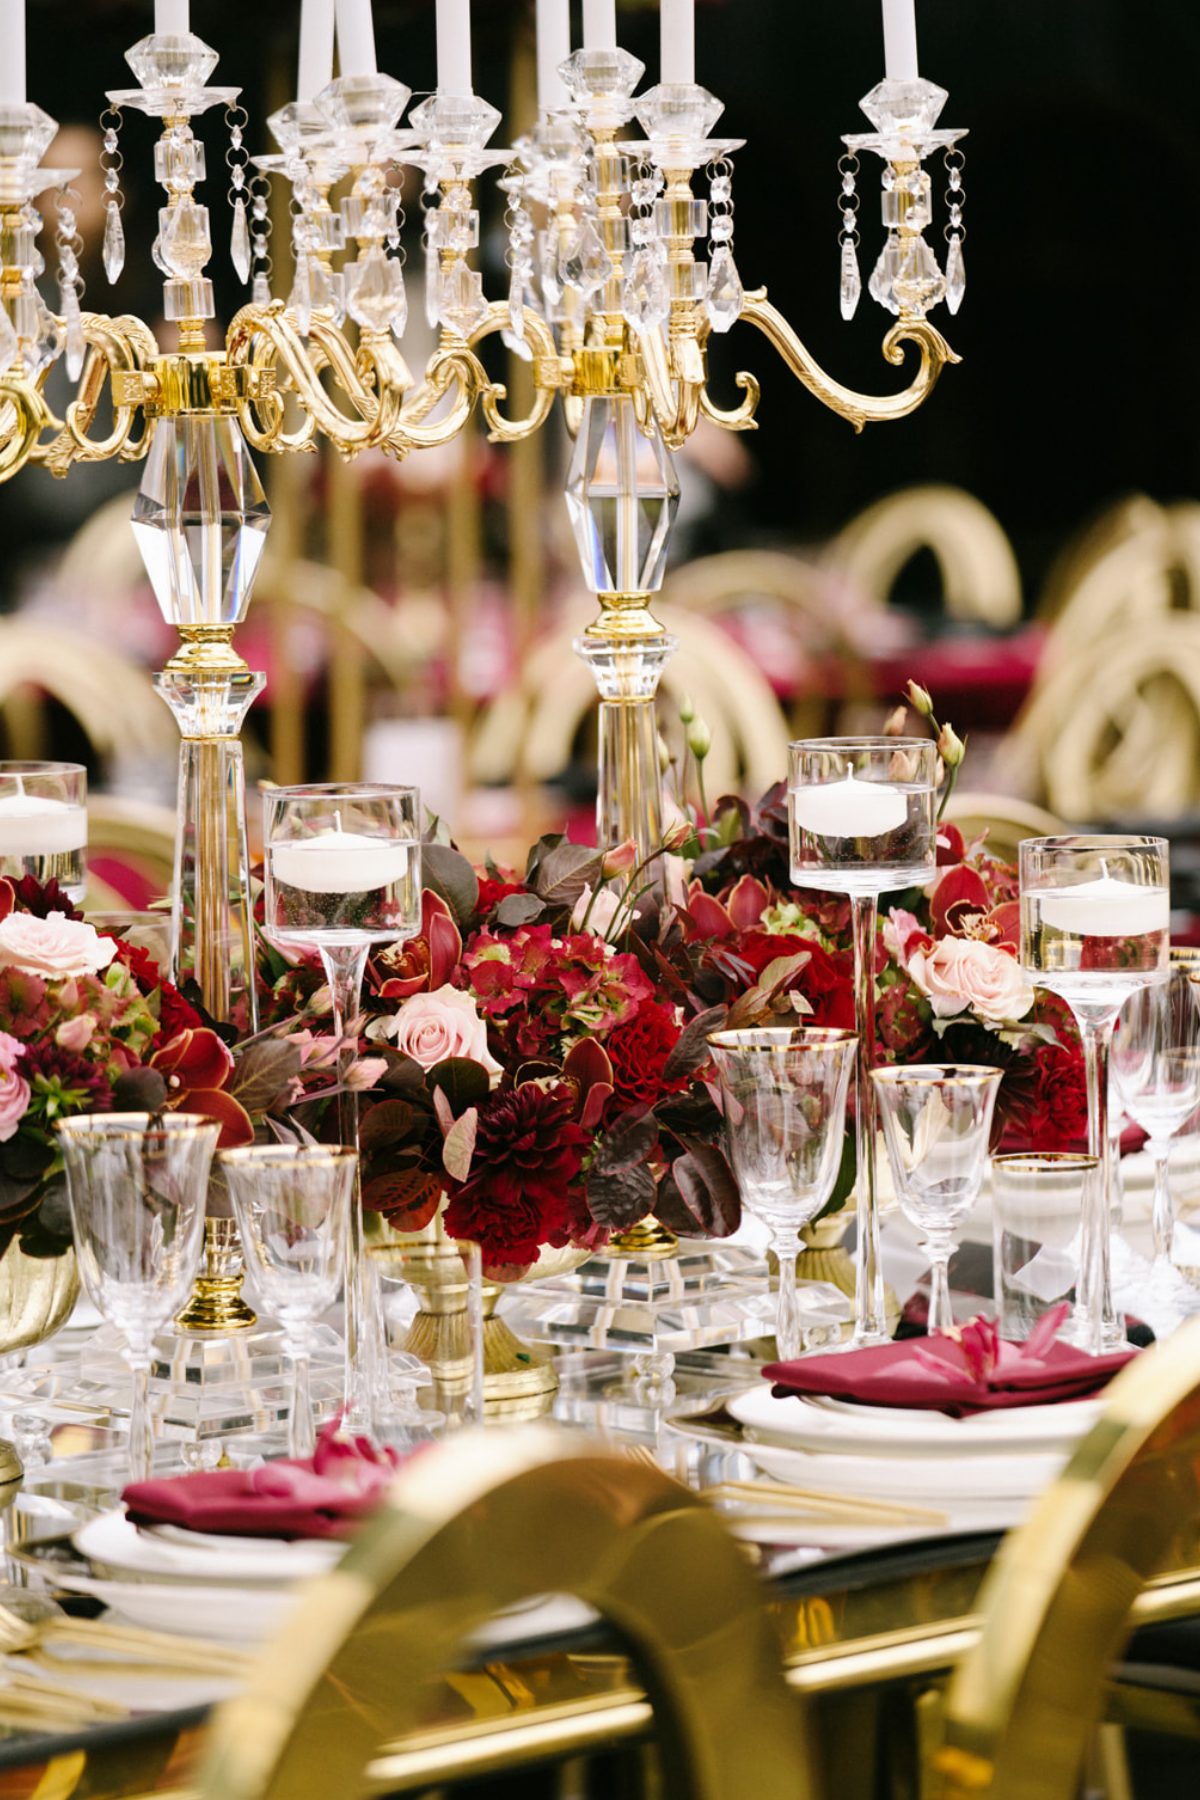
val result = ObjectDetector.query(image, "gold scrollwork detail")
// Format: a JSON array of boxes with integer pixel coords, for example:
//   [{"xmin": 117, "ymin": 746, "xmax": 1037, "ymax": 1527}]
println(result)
[
  {"xmin": 28, "ymin": 312, "xmax": 158, "ymax": 479},
  {"xmin": 732, "ymin": 287, "xmax": 960, "ymax": 434},
  {"xmin": 466, "ymin": 302, "xmax": 560, "ymax": 444}
]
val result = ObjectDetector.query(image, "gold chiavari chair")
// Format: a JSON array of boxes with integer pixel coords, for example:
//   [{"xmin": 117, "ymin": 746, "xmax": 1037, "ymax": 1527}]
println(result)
[
  {"xmin": 198, "ymin": 1428, "xmax": 814, "ymax": 1800},
  {"xmin": 937, "ymin": 1319, "xmax": 1200, "ymax": 1800},
  {"xmin": 942, "ymin": 791, "xmax": 1066, "ymax": 864},
  {"xmin": 823, "ymin": 485, "xmax": 1023, "ymax": 628}
]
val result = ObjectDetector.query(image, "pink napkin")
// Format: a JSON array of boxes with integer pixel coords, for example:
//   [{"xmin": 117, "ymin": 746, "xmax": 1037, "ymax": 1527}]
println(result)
[
  {"xmin": 763, "ymin": 1308, "xmax": 1138, "ymax": 1418},
  {"xmin": 123, "ymin": 1423, "xmax": 406, "ymax": 1540}
]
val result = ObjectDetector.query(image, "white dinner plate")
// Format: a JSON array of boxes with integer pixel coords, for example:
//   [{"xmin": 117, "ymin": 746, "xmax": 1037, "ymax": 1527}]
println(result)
[
  {"xmin": 46, "ymin": 1566, "xmax": 303, "ymax": 1643},
  {"xmin": 74, "ymin": 1510, "xmax": 343, "ymax": 1585},
  {"xmin": 727, "ymin": 1386, "xmax": 1102, "ymax": 1459},
  {"xmin": 738, "ymin": 1437, "xmax": 1069, "ymax": 1507}
]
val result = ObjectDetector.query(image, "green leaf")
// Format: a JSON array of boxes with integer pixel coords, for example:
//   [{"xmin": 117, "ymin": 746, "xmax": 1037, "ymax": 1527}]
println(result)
[
  {"xmin": 532, "ymin": 843, "xmax": 605, "ymax": 909},
  {"xmin": 421, "ymin": 843, "xmax": 480, "ymax": 930},
  {"xmin": 495, "ymin": 893, "xmax": 545, "ymax": 927},
  {"xmin": 427, "ymin": 1057, "xmax": 491, "ymax": 1117},
  {"xmin": 231, "ymin": 1038, "xmax": 303, "ymax": 1110}
]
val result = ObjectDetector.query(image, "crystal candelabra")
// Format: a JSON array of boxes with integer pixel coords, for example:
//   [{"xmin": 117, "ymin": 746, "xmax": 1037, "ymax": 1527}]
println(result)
[{"xmin": 0, "ymin": 10, "xmax": 966, "ymax": 1021}]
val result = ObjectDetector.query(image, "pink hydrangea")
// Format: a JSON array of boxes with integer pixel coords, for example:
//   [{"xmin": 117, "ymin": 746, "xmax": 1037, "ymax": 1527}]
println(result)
[{"xmin": 0, "ymin": 1031, "xmax": 30, "ymax": 1141}]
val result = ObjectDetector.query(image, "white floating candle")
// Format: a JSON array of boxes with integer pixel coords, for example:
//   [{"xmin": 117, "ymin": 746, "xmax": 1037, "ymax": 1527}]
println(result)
[
  {"xmin": 1038, "ymin": 875, "xmax": 1169, "ymax": 940},
  {"xmin": 436, "ymin": 0, "xmax": 472, "ymax": 95},
  {"xmin": 660, "ymin": 0, "xmax": 694, "ymax": 85},
  {"xmin": 536, "ymin": 0, "xmax": 570, "ymax": 110},
  {"xmin": 583, "ymin": 0, "xmax": 617, "ymax": 51},
  {"xmin": 791, "ymin": 771, "xmax": 908, "ymax": 838},
  {"xmin": 0, "ymin": 793, "xmax": 86, "ymax": 856},
  {"xmin": 271, "ymin": 831, "xmax": 409, "ymax": 895},
  {"xmin": 0, "ymin": 3, "xmax": 26, "ymax": 106},
  {"xmin": 881, "ymin": 0, "xmax": 919, "ymax": 81},
  {"xmin": 298, "ymin": 0, "xmax": 336, "ymax": 101},
  {"xmin": 335, "ymin": 0, "xmax": 377, "ymax": 77},
  {"xmin": 155, "ymin": 0, "xmax": 189, "ymax": 34}
]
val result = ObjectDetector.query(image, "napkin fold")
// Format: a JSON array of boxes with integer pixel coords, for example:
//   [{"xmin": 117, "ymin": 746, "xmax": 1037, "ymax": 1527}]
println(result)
[
  {"xmin": 123, "ymin": 1423, "xmax": 404, "ymax": 1540},
  {"xmin": 764, "ymin": 1307, "xmax": 1137, "ymax": 1418}
]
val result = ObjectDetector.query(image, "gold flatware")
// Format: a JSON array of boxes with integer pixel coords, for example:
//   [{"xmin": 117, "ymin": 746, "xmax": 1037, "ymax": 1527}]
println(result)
[
  {"xmin": 703, "ymin": 1477, "xmax": 948, "ymax": 1529},
  {"xmin": 0, "ymin": 1592, "xmax": 256, "ymax": 1676}
]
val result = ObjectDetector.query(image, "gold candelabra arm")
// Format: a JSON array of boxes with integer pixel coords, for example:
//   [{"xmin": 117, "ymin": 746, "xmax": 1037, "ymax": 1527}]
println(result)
[
  {"xmin": 0, "ymin": 373, "xmax": 52, "ymax": 483},
  {"xmin": 697, "ymin": 366, "xmax": 761, "ymax": 433},
  {"xmin": 729, "ymin": 287, "xmax": 960, "ymax": 433},
  {"xmin": 226, "ymin": 301, "xmax": 402, "ymax": 458},
  {"xmin": 466, "ymin": 301, "xmax": 562, "ymax": 444},
  {"xmin": 393, "ymin": 346, "xmax": 482, "ymax": 450},
  {"xmin": 38, "ymin": 312, "xmax": 159, "ymax": 477}
]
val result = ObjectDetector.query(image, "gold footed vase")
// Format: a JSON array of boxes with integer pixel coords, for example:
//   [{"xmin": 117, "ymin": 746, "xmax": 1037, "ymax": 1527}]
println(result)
[
  {"xmin": 795, "ymin": 1203, "xmax": 900, "ymax": 1338},
  {"xmin": 0, "ymin": 1240, "xmax": 81, "ymax": 1483},
  {"xmin": 367, "ymin": 1206, "xmax": 587, "ymax": 1420},
  {"xmin": 600, "ymin": 1215, "xmax": 679, "ymax": 1261},
  {"xmin": 175, "ymin": 1220, "xmax": 257, "ymax": 1333}
]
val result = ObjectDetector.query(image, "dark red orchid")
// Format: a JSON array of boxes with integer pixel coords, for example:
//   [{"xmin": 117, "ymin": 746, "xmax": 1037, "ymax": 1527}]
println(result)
[
  {"xmin": 373, "ymin": 890, "xmax": 462, "ymax": 998},
  {"xmin": 150, "ymin": 1027, "xmax": 253, "ymax": 1148}
]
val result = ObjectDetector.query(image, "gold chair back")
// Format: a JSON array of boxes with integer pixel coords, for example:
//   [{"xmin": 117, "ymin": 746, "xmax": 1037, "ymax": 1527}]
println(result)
[
  {"xmin": 0, "ymin": 619, "xmax": 173, "ymax": 766},
  {"xmin": 942, "ymin": 791, "xmax": 1066, "ymax": 864},
  {"xmin": 199, "ymin": 1428, "xmax": 813, "ymax": 1800},
  {"xmin": 824, "ymin": 485, "xmax": 1023, "ymax": 627},
  {"xmin": 937, "ymin": 1320, "xmax": 1200, "ymax": 1800}
]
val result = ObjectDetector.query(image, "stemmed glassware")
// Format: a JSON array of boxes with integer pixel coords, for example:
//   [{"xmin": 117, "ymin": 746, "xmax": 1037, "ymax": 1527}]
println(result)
[
  {"xmin": 872, "ymin": 1065, "xmax": 1003, "ymax": 1334},
  {"xmin": 788, "ymin": 737, "xmax": 940, "ymax": 1345},
  {"xmin": 262, "ymin": 784, "xmax": 422, "ymax": 1435},
  {"xmin": 1019, "ymin": 835, "xmax": 1169, "ymax": 1352},
  {"xmin": 56, "ymin": 1113, "xmax": 218, "ymax": 1481},
  {"xmin": 220, "ymin": 1145, "xmax": 356, "ymax": 1458},
  {"xmin": 709, "ymin": 1027, "xmax": 856, "ymax": 1360},
  {"xmin": 1111, "ymin": 967, "xmax": 1200, "ymax": 1269}
]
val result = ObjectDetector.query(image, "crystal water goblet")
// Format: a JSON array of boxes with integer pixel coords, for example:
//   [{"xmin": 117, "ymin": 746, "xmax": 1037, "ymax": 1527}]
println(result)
[
  {"xmin": 220, "ymin": 1145, "xmax": 356, "ymax": 1457},
  {"xmin": 1111, "ymin": 967, "xmax": 1200, "ymax": 1268},
  {"xmin": 871, "ymin": 1065, "xmax": 1003, "ymax": 1334},
  {"xmin": 262, "ymin": 784, "xmax": 422, "ymax": 1435},
  {"xmin": 788, "ymin": 737, "xmax": 939, "ymax": 1345},
  {"xmin": 708, "ymin": 1026, "xmax": 856, "ymax": 1360},
  {"xmin": 1020, "ymin": 835, "xmax": 1169, "ymax": 1352},
  {"xmin": 55, "ymin": 1113, "xmax": 218, "ymax": 1481}
]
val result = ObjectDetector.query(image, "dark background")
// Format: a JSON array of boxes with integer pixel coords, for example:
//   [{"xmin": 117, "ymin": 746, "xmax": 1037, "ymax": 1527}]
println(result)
[{"xmin": 13, "ymin": 0, "xmax": 1200, "ymax": 609}]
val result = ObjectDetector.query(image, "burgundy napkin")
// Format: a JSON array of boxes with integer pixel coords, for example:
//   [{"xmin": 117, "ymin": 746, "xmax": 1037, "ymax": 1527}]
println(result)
[
  {"xmin": 123, "ymin": 1423, "xmax": 406, "ymax": 1540},
  {"xmin": 763, "ymin": 1307, "xmax": 1138, "ymax": 1418}
]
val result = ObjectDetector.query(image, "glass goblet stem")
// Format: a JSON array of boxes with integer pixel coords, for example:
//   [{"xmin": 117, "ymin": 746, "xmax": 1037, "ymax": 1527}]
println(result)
[
  {"xmin": 284, "ymin": 1329, "xmax": 315, "ymax": 1459},
  {"xmin": 924, "ymin": 1235, "xmax": 955, "ymax": 1334},
  {"xmin": 461, "ymin": 1241, "xmax": 485, "ymax": 1428},
  {"xmin": 850, "ymin": 890, "xmax": 888, "ymax": 1347},
  {"xmin": 771, "ymin": 1228, "xmax": 803, "ymax": 1361},
  {"xmin": 319, "ymin": 940, "xmax": 378, "ymax": 1436},
  {"xmin": 127, "ymin": 1353, "xmax": 153, "ymax": 1483},
  {"xmin": 1078, "ymin": 1014, "xmax": 1121, "ymax": 1355},
  {"xmin": 1149, "ymin": 1138, "xmax": 1174, "ymax": 1261}
]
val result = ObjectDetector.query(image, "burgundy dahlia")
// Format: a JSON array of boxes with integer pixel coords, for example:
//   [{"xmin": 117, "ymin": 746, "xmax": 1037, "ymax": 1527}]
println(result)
[{"xmin": 442, "ymin": 1081, "xmax": 589, "ymax": 1269}]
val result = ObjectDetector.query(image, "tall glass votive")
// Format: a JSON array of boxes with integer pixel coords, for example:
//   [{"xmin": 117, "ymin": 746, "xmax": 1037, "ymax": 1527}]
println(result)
[
  {"xmin": 788, "ymin": 737, "xmax": 939, "ymax": 1345},
  {"xmin": 990, "ymin": 1152, "xmax": 1099, "ymax": 1342},
  {"xmin": 1019, "ymin": 835, "xmax": 1169, "ymax": 1353},
  {"xmin": 0, "ymin": 762, "xmax": 87, "ymax": 903},
  {"xmin": 262, "ymin": 784, "xmax": 422, "ymax": 1438}
]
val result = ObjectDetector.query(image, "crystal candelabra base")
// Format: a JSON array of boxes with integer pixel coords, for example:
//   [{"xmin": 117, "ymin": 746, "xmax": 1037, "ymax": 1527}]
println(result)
[
  {"xmin": 174, "ymin": 1220, "xmax": 257, "ymax": 1334},
  {"xmin": 574, "ymin": 626, "xmax": 677, "ymax": 858}
]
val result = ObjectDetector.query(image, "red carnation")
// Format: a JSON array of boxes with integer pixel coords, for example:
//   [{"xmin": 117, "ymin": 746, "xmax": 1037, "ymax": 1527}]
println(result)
[
  {"xmin": 442, "ymin": 1082, "xmax": 588, "ymax": 1269},
  {"xmin": 475, "ymin": 876, "xmax": 528, "ymax": 917},
  {"xmin": 605, "ymin": 1000, "xmax": 687, "ymax": 1109},
  {"xmin": 737, "ymin": 930, "xmax": 855, "ymax": 1030}
]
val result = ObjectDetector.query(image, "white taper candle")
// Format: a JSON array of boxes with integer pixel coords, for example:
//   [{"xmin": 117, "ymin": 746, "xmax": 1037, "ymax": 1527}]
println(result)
[
  {"xmin": 536, "ymin": 0, "xmax": 570, "ymax": 110},
  {"xmin": 882, "ymin": 0, "xmax": 919, "ymax": 81},
  {"xmin": 583, "ymin": 0, "xmax": 617, "ymax": 51},
  {"xmin": 335, "ymin": 0, "xmax": 377, "ymax": 77},
  {"xmin": 297, "ymin": 0, "xmax": 336, "ymax": 101},
  {"xmin": 155, "ymin": 0, "xmax": 189, "ymax": 34},
  {"xmin": 0, "ymin": 1, "xmax": 25, "ymax": 105},
  {"xmin": 436, "ymin": 0, "xmax": 472, "ymax": 95},
  {"xmin": 660, "ymin": 0, "xmax": 694, "ymax": 84}
]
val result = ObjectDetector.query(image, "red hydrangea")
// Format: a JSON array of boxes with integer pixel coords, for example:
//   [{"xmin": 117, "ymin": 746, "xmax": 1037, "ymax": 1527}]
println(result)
[
  {"xmin": 605, "ymin": 999, "xmax": 687, "ymax": 1109},
  {"xmin": 442, "ymin": 1082, "xmax": 589, "ymax": 1269}
]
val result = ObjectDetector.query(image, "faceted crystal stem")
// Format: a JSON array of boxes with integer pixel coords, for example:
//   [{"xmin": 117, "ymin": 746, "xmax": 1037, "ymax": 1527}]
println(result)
[
  {"xmin": 575, "ymin": 632, "xmax": 676, "ymax": 859},
  {"xmin": 156, "ymin": 664, "xmax": 264, "ymax": 1030}
]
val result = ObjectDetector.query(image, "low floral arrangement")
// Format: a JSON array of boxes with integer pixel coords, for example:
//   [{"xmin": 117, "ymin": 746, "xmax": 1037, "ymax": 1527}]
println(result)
[{"xmin": 0, "ymin": 685, "xmax": 1088, "ymax": 1279}]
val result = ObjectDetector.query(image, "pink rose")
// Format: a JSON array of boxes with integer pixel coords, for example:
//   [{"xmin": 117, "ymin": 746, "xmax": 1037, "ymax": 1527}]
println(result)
[
  {"xmin": 0, "ymin": 1031, "xmax": 30, "ymax": 1142},
  {"xmin": 55, "ymin": 1013, "xmax": 97, "ymax": 1054},
  {"xmin": 385, "ymin": 985, "xmax": 502, "ymax": 1075},
  {"xmin": 907, "ymin": 936, "xmax": 1035, "ymax": 1023},
  {"xmin": 570, "ymin": 884, "xmax": 623, "ymax": 936},
  {"xmin": 0, "ymin": 912, "xmax": 117, "ymax": 980}
]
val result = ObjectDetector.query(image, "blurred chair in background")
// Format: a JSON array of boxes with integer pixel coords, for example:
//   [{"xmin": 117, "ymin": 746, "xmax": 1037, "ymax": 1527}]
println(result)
[{"xmin": 823, "ymin": 485, "xmax": 1023, "ymax": 628}]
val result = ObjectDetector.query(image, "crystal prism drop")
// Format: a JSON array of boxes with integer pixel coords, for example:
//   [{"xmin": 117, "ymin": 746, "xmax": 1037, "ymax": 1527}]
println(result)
[
  {"xmin": 229, "ymin": 197, "xmax": 251, "ymax": 283},
  {"xmin": 562, "ymin": 215, "xmax": 612, "ymax": 296},
  {"xmin": 424, "ymin": 240, "xmax": 440, "ymax": 330},
  {"xmin": 839, "ymin": 238, "xmax": 862, "ymax": 320},
  {"xmin": 438, "ymin": 263, "xmax": 488, "ymax": 336},
  {"xmin": 23, "ymin": 294, "xmax": 62, "ymax": 379},
  {"xmin": 0, "ymin": 306, "xmax": 17, "ymax": 377},
  {"xmin": 290, "ymin": 256, "xmax": 312, "ymax": 338},
  {"xmin": 892, "ymin": 235, "xmax": 945, "ymax": 316},
  {"xmin": 508, "ymin": 263, "xmax": 526, "ymax": 341},
  {"xmin": 61, "ymin": 281, "xmax": 83, "ymax": 380},
  {"xmin": 705, "ymin": 244, "xmax": 744, "ymax": 333},
  {"xmin": 622, "ymin": 248, "xmax": 668, "ymax": 332},
  {"xmin": 131, "ymin": 416, "xmax": 271, "ymax": 631},
  {"xmin": 252, "ymin": 272, "xmax": 271, "ymax": 307},
  {"xmin": 945, "ymin": 233, "xmax": 965, "ymax": 314},
  {"xmin": 159, "ymin": 200, "xmax": 211, "ymax": 280},
  {"xmin": 102, "ymin": 199, "xmax": 125, "ymax": 284},
  {"xmin": 869, "ymin": 235, "xmax": 902, "ymax": 315},
  {"xmin": 345, "ymin": 246, "xmax": 404, "ymax": 333},
  {"xmin": 540, "ymin": 229, "xmax": 563, "ymax": 309}
]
